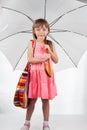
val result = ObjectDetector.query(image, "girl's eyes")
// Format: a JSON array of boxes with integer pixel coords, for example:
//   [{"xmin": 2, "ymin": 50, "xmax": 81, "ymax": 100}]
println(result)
[
  {"xmin": 43, "ymin": 28, "xmax": 46, "ymax": 31},
  {"xmin": 36, "ymin": 28, "xmax": 40, "ymax": 31},
  {"xmin": 36, "ymin": 28, "xmax": 47, "ymax": 31}
]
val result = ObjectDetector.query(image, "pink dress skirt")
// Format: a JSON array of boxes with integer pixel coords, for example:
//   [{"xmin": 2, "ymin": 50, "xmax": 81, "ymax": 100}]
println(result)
[{"xmin": 28, "ymin": 41, "xmax": 57, "ymax": 100}]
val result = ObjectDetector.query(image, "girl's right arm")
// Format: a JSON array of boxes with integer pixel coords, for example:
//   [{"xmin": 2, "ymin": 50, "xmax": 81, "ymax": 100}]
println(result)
[{"xmin": 27, "ymin": 41, "xmax": 50, "ymax": 64}]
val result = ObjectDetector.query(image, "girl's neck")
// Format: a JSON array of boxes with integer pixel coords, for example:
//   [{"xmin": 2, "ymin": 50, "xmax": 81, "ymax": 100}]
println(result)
[{"xmin": 36, "ymin": 39, "xmax": 45, "ymax": 44}]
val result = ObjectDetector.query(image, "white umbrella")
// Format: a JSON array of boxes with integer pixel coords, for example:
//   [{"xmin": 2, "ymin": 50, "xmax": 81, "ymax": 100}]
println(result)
[{"xmin": 0, "ymin": 0, "xmax": 87, "ymax": 72}]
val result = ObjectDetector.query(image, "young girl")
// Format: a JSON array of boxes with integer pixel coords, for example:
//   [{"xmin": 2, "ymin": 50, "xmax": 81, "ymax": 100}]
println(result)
[{"xmin": 21, "ymin": 18, "xmax": 58, "ymax": 130}]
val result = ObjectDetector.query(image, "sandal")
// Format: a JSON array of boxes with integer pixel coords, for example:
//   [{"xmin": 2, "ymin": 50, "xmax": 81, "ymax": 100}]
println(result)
[
  {"xmin": 20, "ymin": 123, "xmax": 30, "ymax": 130},
  {"xmin": 43, "ymin": 125, "xmax": 50, "ymax": 130}
]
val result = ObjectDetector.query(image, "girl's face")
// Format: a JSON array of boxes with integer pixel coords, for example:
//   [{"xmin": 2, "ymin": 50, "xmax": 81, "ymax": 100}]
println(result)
[{"xmin": 34, "ymin": 25, "xmax": 49, "ymax": 41}]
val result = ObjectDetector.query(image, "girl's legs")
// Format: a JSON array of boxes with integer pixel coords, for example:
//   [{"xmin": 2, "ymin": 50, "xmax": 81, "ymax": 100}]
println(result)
[
  {"xmin": 26, "ymin": 98, "xmax": 37, "ymax": 120},
  {"xmin": 21, "ymin": 98, "xmax": 37, "ymax": 130},
  {"xmin": 41, "ymin": 99, "xmax": 50, "ymax": 130}
]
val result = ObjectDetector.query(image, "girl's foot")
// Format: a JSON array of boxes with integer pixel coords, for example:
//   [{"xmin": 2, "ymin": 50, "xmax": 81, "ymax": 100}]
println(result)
[
  {"xmin": 20, "ymin": 123, "xmax": 30, "ymax": 130},
  {"xmin": 43, "ymin": 125, "xmax": 50, "ymax": 130}
]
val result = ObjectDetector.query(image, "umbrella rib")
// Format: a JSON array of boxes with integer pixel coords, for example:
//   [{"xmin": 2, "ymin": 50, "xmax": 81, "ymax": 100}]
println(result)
[
  {"xmin": 50, "ymin": 29, "xmax": 68, "ymax": 33},
  {"xmin": 14, "ymin": 47, "xmax": 27, "ymax": 70},
  {"xmin": 44, "ymin": 0, "xmax": 47, "ymax": 19},
  {"xmin": 50, "ymin": 29, "xmax": 87, "ymax": 37},
  {"xmin": 48, "ymin": 34, "xmax": 77, "ymax": 67},
  {"xmin": 0, "ymin": 31, "xmax": 32, "ymax": 42},
  {"xmin": 49, "ymin": 4, "xmax": 87, "ymax": 27},
  {"xmin": 2, "ymin": 6, "xmax": 34, "ymax": 22}
]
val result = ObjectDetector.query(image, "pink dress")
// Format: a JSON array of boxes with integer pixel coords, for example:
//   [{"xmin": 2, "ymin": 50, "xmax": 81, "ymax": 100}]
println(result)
[{"xmin": 28, "ymin": 41, "xmax": 57, "ymax": 100}]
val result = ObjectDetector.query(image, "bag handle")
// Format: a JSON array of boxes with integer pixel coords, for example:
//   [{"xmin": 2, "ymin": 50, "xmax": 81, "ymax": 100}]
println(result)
[
  {"xmin": 44, "ymin": 59, "xmax": 52, "ymax": 77},
  {"xmin": 24, "ymin": 40, "xmax": 36, "ymax": 72}
]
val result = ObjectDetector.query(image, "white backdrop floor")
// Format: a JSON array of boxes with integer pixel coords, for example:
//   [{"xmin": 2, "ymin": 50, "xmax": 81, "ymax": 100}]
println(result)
[{"xmin": 0, "ymin": 112, "xmax": 87, "ymax": 130}]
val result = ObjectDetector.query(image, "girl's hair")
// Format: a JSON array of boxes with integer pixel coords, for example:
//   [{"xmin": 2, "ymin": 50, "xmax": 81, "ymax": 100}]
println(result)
[
  {"xmin": 32, "ymin": 18, "xmax": 53, "ymax": 51},
  {"xmin": 32, "ymin": 18, "xmax": 50, "ymax": 39}
]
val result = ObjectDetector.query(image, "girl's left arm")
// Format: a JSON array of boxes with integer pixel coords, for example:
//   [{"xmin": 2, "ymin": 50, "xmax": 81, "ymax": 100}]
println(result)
[{"xmin": 44, "ymin": 43, "xmax": 59, "ymax": 63}]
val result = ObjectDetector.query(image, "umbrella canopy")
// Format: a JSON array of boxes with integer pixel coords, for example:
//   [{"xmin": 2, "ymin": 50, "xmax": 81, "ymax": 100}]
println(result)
[{"xmin": 0, "ymin": 0, "xmax": 87, "ymax": 72}]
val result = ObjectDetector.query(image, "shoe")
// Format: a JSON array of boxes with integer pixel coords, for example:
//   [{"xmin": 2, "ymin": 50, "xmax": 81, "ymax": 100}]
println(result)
[
  {"xmin": 20, "ymin": 123, "xmax": 30, "ymax": 130},
  {"xmin": 43, "ymin": 125, "xmax": 50, "ymax": 130}
]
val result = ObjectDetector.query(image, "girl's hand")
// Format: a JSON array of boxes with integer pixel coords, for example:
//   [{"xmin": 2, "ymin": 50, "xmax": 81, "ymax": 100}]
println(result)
[
  {"xmin": 43, "ymin": 53, "xmax": 50, "ymax": 62},
  {"xmin": 44, "ymin": 43, "xmax": 58, "ymax": 64}
]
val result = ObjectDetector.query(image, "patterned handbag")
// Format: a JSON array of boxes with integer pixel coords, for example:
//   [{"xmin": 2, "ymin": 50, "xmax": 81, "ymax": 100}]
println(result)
[
  {"xmin": 13, "ymin": 63, "xmax": 30, "ymax": 108},
  {"xmin": 13, "ymin": 40, "xmax": 35, "ymax": 109}
]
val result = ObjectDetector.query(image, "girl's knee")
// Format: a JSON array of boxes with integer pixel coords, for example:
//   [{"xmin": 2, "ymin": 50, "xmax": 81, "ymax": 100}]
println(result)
[
  {"xmin": 30, "ymin": 98, "xmax": 37, "ymax": 103},
  {"xmin": 41, "ymin": 99, "xmax": 49, "ymax": 104},
  {"xmin": 28, "ymin": 98, "xmax": 37, "ymax": 107}
]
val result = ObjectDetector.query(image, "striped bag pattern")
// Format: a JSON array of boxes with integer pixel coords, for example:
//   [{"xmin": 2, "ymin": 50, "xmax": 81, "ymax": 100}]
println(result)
[{"xmin": 13, "ymin": 65, "xmax": 29, "ymax": 108}]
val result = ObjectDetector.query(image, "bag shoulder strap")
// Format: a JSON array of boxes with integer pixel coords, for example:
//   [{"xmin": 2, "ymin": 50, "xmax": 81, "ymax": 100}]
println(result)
[
  {"xmin": 24, "ymin": 40, "xmax": 36, "ymax": 72},
  {"xmin": 31, "ymin": 39, "xmax": 36, "ymax": 48},
  {"xmin": 31, "ymin": 40, "xmax": 34, "ymax": 46},
  {"xmin": 31, "ymin": 40, "xmax": 36, "ymax": 56}
]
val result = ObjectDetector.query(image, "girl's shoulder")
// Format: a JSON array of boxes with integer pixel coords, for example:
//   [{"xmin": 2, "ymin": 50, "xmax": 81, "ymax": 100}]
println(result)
[{"xmin": 28, "ymin": 39, "xmax": 35, "ymax": 47}]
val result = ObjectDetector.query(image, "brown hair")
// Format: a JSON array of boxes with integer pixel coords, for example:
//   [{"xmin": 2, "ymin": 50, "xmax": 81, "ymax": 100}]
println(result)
[
  {"xmin": 32, "ymin": 18, "xmax": 50, "ymax": 39},
  {"xmin": 32, "ymin": 18, "xmax": 53, "ymax": 51}
]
